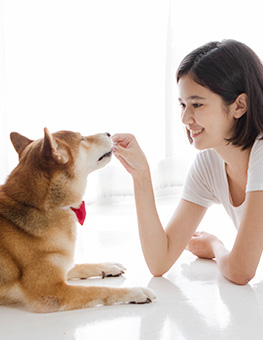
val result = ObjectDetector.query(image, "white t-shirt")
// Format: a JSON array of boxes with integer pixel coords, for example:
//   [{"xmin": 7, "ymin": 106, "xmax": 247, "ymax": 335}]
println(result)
[{"xmin": 181, "ymin": 138, "xmax": 263, "ymax": 229}]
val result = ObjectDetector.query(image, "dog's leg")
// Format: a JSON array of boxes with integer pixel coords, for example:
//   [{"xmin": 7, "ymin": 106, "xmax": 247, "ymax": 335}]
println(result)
[
  {"xmin": 25, "ymin": 283, "xmax": 156, "ymax": 313},
  {"xmin": 0, "ymin": 251, "xmax": 23, "ymax": 304},
  {"xmin": 67, "ymin": 263, "xmax": 126, "ymax": 280},
  {"xmin": 0, "ymin": 282, "xmax": 24, "ymax": 305}
]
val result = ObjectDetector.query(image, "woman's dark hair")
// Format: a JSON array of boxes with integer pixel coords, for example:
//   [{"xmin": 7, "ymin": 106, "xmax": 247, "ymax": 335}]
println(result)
[{"xmin": 176, "ymin": 39, "xmax": 263, "ymax": 150}]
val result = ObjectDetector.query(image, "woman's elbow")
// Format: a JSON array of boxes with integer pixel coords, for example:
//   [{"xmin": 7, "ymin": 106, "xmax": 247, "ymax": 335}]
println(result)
[
  {"xmin": 151, "ymin": 271, "xmax": 165, "ymax": 277},
  {"xmin": 149, "ymin": 265, "xmax": 169, "ymax": 277},
  {"xmin": 227, "ymin": 270, "xmax": 255, "ymax": 286}
]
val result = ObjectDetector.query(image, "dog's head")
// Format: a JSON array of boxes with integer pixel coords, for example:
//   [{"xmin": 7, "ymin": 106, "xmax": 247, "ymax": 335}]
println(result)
[{"xmin": 9, "ymin": 128, "xmax": 113, "ymax": 207}]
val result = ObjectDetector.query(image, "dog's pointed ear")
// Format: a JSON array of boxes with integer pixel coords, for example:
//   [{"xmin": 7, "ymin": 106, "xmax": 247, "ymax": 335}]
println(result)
[
  {"xmin": 43, "ymin": 128, "xmax": 69, "ymax": 164},
  {"xmin": 10, "ymin": 132, "xmax": 33, "ymax": 156}
]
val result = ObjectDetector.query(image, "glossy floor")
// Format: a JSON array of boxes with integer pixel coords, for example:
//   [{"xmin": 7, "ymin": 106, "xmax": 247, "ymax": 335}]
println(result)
[{"xmin": 1, "ymin": 195, "xmax": 263, "ymax": 340}]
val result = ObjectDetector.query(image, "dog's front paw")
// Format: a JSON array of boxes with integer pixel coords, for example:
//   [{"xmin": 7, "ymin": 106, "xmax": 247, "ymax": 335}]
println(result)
[
  {"xmin": 128, "ymin": 287, "xmax": 156, "ymax": 304},
  {"xmin": 101, "ymin": 262, "xmax": 126, "ymax": 278}
]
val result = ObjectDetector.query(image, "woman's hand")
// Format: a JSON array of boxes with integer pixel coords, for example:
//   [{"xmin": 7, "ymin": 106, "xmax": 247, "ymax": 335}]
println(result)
[
  {"xmin": 112, "ymin": 134, "xmax": 149, "ymax": 177},
  {"xmin": 186, "ymin": 231, "xmax": 224, "ymax": 259}
]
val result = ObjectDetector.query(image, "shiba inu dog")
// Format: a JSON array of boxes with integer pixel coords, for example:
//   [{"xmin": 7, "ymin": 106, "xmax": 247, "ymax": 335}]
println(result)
[{"xmin": 0, "ymin": 128, "xmax": 155, "ymax": 312}]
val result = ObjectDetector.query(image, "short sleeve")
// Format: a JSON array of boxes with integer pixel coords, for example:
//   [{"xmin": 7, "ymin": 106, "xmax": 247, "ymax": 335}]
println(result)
[
  {"xmin": 181, "ymin": 151, "xmax": 221, "ymax": 208},
  {"xmin": 246, "ymin": 139, "xmax": 263, "ymax": 192}
]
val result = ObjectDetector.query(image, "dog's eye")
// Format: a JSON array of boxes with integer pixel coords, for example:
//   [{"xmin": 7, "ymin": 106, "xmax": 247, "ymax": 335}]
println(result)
[{"xmin": 81, "ymin": 137, "xmax": 85, "ymax": 142}]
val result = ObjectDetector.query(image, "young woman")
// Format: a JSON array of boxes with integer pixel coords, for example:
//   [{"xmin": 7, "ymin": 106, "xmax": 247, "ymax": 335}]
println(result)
[{"xmin": 112, "ymin": 40, "xmax": 263, "ymax": 285}]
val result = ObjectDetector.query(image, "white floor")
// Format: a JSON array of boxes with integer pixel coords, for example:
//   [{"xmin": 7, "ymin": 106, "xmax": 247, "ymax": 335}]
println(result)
[{"xmin": 1, "ymin": 194, "xmax": 263, "ymax": 340}]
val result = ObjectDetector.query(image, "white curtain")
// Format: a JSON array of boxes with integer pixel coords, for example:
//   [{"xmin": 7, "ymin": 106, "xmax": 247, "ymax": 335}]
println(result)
[
  {"xmin": 0, "ymin": 0, "xmax": 8, "ymax": 184},
  {"xmin": 1, "ymin": 0, "xmax": 170, "ymax": 203}
]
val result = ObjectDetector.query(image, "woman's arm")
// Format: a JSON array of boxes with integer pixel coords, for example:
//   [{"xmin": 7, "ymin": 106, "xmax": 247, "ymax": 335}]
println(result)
[
  {"xmin": 113, "ymin": 134, "xmax": 207, "ymax": 276},
  {"xmin": 187, "ymin": 191, "xmax": 263, "ymax": 285}
]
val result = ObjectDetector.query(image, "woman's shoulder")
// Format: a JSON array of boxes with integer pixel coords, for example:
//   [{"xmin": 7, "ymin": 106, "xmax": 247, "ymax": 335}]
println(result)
[
  {"xmin": 250, "ymin": 136, "xmax": 263, "ymax": 156},
  {"xmin": 247, "ymin": 137, "xmax": 263, "ymax": 171},
  {"xmin": 247, "ymin": 136, "xmax": 263, "ymax": 191}
]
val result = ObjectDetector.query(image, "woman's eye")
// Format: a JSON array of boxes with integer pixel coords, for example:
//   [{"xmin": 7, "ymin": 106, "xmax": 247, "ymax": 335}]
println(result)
[
  {"xmin": 179, "ymin": 103, "xmax": 186, "ymax": 109},
  {"xmin": 193, "ymin": 103, "xmax": 203, "ymax": 108}
]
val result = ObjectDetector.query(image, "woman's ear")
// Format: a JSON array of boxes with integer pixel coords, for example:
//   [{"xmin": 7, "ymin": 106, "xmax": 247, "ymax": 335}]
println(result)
[{"xmin": 233, "ymin": 93, "xmax": 248, "ymax": 119}]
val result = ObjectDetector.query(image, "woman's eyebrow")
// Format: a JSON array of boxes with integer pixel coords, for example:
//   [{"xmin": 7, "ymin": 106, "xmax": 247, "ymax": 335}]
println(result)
[{"xmin": 178, "ymin": 95, "xmax": 206, "ymax": 101}]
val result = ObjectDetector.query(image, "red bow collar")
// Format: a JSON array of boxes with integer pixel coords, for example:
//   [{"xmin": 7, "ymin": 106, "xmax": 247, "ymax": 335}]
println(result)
[{"xmin": 70, "ymin": 201, "xmax": 86, "ymax": 225}]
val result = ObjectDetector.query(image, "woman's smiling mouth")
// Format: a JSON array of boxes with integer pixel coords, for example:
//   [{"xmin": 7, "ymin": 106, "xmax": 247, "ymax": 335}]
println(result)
[{"xmin": 190, "ymin": 128, "xmax": 204, "ymax": 138}]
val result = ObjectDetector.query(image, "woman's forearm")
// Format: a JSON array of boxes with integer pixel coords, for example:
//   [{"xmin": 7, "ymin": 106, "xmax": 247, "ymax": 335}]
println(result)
[
  {"xmin": 112, "ymin": 133, "xmax": 176, "ymax": 276},
  {"xmin": 188, "ymin": 232, "xmax": 255, "ymax": 285},
  {"xmin": 211, "ymin": 239, "xmax": 253, "ymax": 285},
  {"xmin": 132, "ymin": 170, "xmax": 169, "ymax": 276}
]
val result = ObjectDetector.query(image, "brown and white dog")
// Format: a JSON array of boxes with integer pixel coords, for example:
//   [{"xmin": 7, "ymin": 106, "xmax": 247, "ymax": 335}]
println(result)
[{"xmin": 0, "ymin": 128, "xmax": 155, "ymax": 312}]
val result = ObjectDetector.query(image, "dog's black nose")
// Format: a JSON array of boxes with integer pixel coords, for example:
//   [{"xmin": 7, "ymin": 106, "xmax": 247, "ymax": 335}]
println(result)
[{"xmin": 105, "ymin": 132, "xmax": 111, "ymax": 137}]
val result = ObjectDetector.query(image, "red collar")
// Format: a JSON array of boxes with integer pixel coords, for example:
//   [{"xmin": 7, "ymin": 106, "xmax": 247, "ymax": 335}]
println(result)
[{"xmin": 70, "ymin": 201, "xmax": 86, "ymax": 225}]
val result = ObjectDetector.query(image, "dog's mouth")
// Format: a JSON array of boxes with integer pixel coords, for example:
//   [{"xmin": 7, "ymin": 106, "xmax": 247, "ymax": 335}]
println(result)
[{"xmin": 98, "ymin": 150, "xmax": 112, "ymax": 162}]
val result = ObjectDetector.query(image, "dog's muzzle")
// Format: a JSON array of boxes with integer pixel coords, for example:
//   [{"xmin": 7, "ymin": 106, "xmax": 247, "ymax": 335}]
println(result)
[{"xmin": 98, "ymin": 150, "xmax": 112, "ymax": 162}]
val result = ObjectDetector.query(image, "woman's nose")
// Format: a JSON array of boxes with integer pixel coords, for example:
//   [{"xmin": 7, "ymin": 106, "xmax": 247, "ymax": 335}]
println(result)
[{"xmin": 181, "ymin": 107, "xmax": 195, "ymax": 125}]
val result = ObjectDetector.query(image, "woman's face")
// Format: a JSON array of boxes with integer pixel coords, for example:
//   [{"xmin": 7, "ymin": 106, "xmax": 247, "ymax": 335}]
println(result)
[{"xmin": 178, "ymin": 74, "xmax": 236, "ymax": 151}]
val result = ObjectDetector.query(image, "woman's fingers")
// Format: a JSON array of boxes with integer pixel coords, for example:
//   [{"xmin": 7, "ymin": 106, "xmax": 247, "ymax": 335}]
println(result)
[
  {"xmin": 113, "ymin": 144, "xmax": 130, "ymax": 158},
  {"xmin": 112, "ymin": 133, "xmax": 149, "ymax": 175},
  {"xmin": 112, "ymin": 134, "xmax": 134, "ymax": 147}
]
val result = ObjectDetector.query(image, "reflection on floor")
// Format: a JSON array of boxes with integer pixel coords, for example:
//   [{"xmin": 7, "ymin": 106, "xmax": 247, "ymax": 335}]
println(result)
[{"xmin": 1, "ymin": 194, "xmax": 263, "ymax": 340}]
